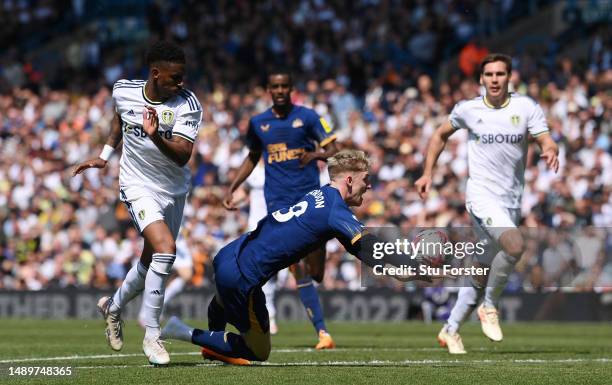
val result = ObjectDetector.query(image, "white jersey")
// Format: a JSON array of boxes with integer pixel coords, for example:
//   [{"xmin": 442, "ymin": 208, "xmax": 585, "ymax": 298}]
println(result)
[
  {"xmin": 113, "ymin": 79, "xmax": 202, "ymax": 196},
  {"xmin": 449, "ymin": 93, "xmax": 548, "ymax": 208}
]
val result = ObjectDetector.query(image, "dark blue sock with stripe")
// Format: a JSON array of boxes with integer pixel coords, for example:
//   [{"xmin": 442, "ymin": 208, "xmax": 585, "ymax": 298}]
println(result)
[
  {"xmin": 297, "ymin": 277, "xmax": 327, "ymax": 333},
  {"xmin": 191, "ymin": 329, "xmax": 259, "ymax": 360}
]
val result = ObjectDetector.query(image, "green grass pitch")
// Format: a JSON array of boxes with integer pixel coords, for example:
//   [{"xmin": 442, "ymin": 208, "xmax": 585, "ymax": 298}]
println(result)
[{"xmin": 0, "ymin": 320, "xmax": 610, "ymax": 385}]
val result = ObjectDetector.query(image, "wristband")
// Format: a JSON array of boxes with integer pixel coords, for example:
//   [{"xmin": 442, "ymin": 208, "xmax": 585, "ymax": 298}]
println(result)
[{"xmin": 99, "ymin": 145, "xmax": 114, "ymax": 161}]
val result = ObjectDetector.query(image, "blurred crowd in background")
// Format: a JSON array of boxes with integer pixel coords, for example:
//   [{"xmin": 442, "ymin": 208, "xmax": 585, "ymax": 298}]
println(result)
[{"xmin": 0, "ymin": 0, "xmax": 610, "ymax": 293}]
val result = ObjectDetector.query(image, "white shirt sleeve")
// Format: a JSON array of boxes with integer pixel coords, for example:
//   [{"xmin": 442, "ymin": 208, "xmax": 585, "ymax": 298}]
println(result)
[
  {"xmin": 527, "ymin": 101, "xmax": 549, "ymax": 137},
  {"xmin": 449, "ymin": 102, "xmax": 467, "ymax": 130},
  {"xmin": 172, "ymin": 103, "xmax": 202, "ymax": 143}
]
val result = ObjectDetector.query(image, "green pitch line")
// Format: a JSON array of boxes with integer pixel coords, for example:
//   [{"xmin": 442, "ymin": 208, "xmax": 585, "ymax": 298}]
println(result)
[{"xmin": 0, "ymin": 320, "xmax": 610, "ymax": 385}]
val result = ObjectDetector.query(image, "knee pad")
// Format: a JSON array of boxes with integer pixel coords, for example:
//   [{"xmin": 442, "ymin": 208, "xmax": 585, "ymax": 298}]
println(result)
[{"xmin": 150, "ymin": 253, "xmax": 176, "ymax": 275}]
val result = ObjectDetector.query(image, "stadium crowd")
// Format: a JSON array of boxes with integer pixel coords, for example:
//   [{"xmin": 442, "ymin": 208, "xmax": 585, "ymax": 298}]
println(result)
[
  {"xmin": 1, "ymin": 57, "xmax": 610, "ymax": 293},
  {"xmin": 0, "ymin": 0, "xmax": 610, "ymax": 293}
]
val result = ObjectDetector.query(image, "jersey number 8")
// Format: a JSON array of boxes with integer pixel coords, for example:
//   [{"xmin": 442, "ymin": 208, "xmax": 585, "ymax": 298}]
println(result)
[{"xmin": 272, "ymin": 201, "xmax": 308, "ymax": 223}]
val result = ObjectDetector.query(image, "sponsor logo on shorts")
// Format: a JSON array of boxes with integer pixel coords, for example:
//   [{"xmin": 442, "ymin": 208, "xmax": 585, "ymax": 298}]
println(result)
[
  {"xmin": 486, "ymin": 217, "xmax": 493, "ymax": 226},
  {"xmin": 138, "ymin": 210, "xmax": 145, "ymax": 221}
]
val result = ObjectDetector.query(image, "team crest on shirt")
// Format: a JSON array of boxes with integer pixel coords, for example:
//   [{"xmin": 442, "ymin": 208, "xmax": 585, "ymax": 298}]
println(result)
[
  {"xmin": 161, "ymin": 110, "xmax": 175, "ymax": 125},
  {"xmin": 138, "ymin": 210, "xmax": 145, "ymax": 221},
  {"xmin": 292, "ymin": 118, "xmax": 304, "ymax": 128},
  {"xmin": 510, "ymin": 115, "xmax": 520, "ymax": 126},
  {"xmin": 261, "ymin": 124, "xmax": 270, "ymax": 132}
]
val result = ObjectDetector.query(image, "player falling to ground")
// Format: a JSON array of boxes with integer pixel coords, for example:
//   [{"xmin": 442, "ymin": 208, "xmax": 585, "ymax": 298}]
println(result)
[
  {"xmin": 415, "ymin": 53, "xmax": 559, "ymax": 354},
  {"xmin": 73, "ymin": 41, "xmax": 202, "ymax": 365},
  {"xmin": 162, "ymin": 150, "xmax": 420, "ymax": 364},
  {"xmin": 223, "ymin": 69, "xmax": 339, "ymax": 348}
]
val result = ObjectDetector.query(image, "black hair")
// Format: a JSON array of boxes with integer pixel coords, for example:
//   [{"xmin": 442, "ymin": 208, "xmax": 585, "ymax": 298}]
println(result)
[
  {"xmin": 146, "ymin": 41, "xmax": 186, "ymax": 66},
  {"xmin": 267, "ymin": 67, "xmax": 293, "ymax": 84}
]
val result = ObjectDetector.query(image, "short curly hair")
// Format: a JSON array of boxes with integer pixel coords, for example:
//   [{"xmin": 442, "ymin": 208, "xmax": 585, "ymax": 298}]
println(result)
[
  {"xmin": 146, "ymin": 41, "xmax": 186, "ymax": 66},
  {"xmin": 328, "ymin": 150, "xmax": 370, "ymax": 180}
]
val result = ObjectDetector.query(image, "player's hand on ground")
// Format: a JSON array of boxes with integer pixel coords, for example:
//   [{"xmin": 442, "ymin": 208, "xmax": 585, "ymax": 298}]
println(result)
[
  {"xmin": 299, "ymin": 151, "xmax": 319, "ymax": 167},
  {"xmin": 72, "ymin": 158, "xmax": 107, "ymax": 176},
  {"xmin": 143, "ymin": 106, "xmax": 159, "ymax": 136},
  {"xmin": 414, "ymin": 175, "xmax": 432, "ymax": 200},
  {"xmin": 222, "ymin": 190, "xmax": 238, "ymax": 210},
  {"xmin": 540, "ymin": 148, "xmax": 559, "ymax": 173}
]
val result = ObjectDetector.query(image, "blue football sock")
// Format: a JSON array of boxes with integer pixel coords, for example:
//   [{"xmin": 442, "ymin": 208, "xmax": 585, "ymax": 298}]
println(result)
[
  {"xmin": 207, "ymin": 296, "xmax": 227, "ymax": 331},
  {"xmin": 297, "ymin": 277, "xmax": 327, "ymax": 333},
  {"xmin": 191, "ymin": 329, "xmax": 258, "ymax": 360}
]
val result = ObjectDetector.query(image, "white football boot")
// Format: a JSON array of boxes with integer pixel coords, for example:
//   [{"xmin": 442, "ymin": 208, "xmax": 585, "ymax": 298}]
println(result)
[
  {"xmin": 143, "ymin": 336, "xmax": 170, "ymax": 366},
  {"xmin": 478, "ymin": 304, "xmax": 503, "ymax": 342},
  {"xmin": 97, "ymin": 296, "xmax": 123, "ymax": 351},
  {"xmin": 437, "ymin": 326, "xmax": 467, "ymax": 354}
]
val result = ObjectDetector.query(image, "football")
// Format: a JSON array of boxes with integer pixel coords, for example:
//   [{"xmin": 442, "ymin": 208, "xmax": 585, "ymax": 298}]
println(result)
[{"xmin": 412, "ymin": 229, "xmax": 450, "ymax": 267}]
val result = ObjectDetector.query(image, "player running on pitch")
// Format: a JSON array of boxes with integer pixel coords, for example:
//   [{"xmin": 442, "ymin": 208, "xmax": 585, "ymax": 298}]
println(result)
[
  {"xmin": 73, "ymin": 41, "xmax": 202, "ymax": 365},
  {"xmin": 161, "ymin": 150, "xmax": 421, "ymax": 364},
  {"xmin": 415, "ymin": 53, "xmax": 559, "ymax": 354},
  {"xmin": 223, "ymin": 69, "xmax": 339, "ymax": 348}
]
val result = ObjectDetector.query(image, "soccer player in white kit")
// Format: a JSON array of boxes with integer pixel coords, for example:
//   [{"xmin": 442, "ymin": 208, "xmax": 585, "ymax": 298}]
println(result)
[
  {"xmin": 73, "ymin": 41, "xmax": 202, "ymax": 365},
  {"xmin": 415, "ymin": 54, "xmax": 559, "ymax": 354}
]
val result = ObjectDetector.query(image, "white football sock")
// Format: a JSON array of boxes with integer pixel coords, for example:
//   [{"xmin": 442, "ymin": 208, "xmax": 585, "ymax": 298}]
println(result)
[
  {"xmin": 483, "ymin": 252, "xmax": 517, "ymax": 308},
  {"xmin": 110, "ymin": 262, "xmax": 148, "ymax": 314},
  {"xmin": 446, "ymin": 283, "xmax": 484, "ymax": 334},
  {"xmin": 163, "ymin": 277, "xmax": 186, "ymax": 308},
  {"xmin": 142, "ymin": 253, "xmax": 175, "ymax": 339}
]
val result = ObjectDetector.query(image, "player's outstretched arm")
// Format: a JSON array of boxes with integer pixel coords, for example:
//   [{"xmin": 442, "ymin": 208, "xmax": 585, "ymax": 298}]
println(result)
[
  {"xmin": 143, "ymin": 106, "xmax": 193, "ymax": 167},
  {"xmin": 535, "ymin": 132, "xmax": 559, "ymax": 173},
  {"xmin": 344, "ymin": 233, "xmax": 429, "ymax": 282},
  {"xmin": 299, "ymin": 140, "xmax": 339, "ymax": 167},
  {"xmin": 414, "ymin": 121, "xmax": 455, "ymax": 199},
  {"xmin": 223, "ymin": 150, "xmax": 262, "ymax": 210},
  {"xmin": 72, "ymin": 112, "xmax": 123, "ymax": 176}
]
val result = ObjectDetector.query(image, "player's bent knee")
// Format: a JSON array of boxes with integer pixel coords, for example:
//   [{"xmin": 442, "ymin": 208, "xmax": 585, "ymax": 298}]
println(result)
[
  {"xmin": 305, "ymin": 247, "xmax": 326, "ymax": 283},
  {"xmin": 243, "ymin": 330, "xmax": 271, "ymax": 361},
  {"xmin": 499, "ymin": 230, "xmax": 524, "ymax": 259}
]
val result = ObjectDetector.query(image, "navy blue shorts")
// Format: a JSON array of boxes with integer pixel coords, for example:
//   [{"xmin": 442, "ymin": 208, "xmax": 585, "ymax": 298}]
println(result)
[{"xmin": 213, "ymin": 238, "xmax": 270, "ymax": 334}]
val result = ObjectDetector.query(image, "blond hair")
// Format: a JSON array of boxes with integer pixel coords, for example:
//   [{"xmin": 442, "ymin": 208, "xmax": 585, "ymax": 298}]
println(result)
[{"xmin": 328, "ymin": 149, "xmax": 370, "ymax": 180}]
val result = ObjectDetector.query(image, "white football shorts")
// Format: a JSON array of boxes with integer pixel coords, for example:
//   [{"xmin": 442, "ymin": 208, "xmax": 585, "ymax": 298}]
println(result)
[
  {"xmin": 119, "ymin": 185, "xmax": 186, "ymax": 240},
  {"xmin": 466, "ymin": 198, "xmax": 521, "ymax": 265}
]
